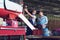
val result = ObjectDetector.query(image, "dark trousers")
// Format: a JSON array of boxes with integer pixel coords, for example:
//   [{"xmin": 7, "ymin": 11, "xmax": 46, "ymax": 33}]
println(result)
[{"xmin": 26, "ymin": 19, "xmax": 33, "ymax": 35}]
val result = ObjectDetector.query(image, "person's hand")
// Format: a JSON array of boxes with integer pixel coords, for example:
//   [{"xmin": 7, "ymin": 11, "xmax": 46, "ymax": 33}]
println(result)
[
  {"xmin": 24, "ymin": 8, "xmax": 28, "ymax": 12},
  {"xmin": 25, "ymin": 5, "xmax": 27, "ymax": 8}
]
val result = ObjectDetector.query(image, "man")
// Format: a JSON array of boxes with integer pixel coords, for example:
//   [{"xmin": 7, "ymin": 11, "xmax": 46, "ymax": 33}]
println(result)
[
  {"xmin": 38, "ymin": 11, "xmax": 48, "ymax": 29},
  {"xmin": 37, "ymin": 11, "xmax": 51, "ymax": 36}
]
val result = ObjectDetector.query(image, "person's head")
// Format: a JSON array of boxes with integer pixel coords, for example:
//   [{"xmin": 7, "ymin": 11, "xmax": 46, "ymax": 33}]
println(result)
[
  {"xmin": 39, "ymin": 11, "xmax": 44, "ymax": 16},
  {"xmin": 32, "ymin": 9, "xmax": 36, "ymax": 15}
]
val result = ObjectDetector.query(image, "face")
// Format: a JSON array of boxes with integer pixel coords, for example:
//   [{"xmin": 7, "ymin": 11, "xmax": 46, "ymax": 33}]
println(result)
[
  {"xmin": 32, "ymin": 10, "xmax": 36, "ymax": 15},
  {"xmin": 39, "ymin": 12, "xmax": 43, "ymax": 16}
]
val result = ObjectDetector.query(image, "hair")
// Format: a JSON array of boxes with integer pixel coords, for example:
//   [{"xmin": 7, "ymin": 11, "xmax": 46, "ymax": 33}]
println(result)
[{"xmin": 40, "ymin": 9, "xmax": 43, "ymax": 12}]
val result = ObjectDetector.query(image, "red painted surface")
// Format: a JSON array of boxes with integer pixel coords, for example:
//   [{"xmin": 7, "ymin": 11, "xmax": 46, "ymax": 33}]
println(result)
[
  {"xmin": 11, "ymin": 20, "xmax": 18, "ymax": 27},
  {"xmin": 0, "ymin": 26, "xmax": 26, "ymax": 36},
  {"xmin": 0, "ymin": 8, "xmax": 26, "ymax": 40},
  {"xmin": 33, "ymin": 29, "xmax": 42, "ymax": 35},
  {"xmin": 0, "ymin": 8, "xmax": 22, "ymax": 17},
  {"xmin": 9, "ymin": 14, "xmax": 17, "ymax": 19}
]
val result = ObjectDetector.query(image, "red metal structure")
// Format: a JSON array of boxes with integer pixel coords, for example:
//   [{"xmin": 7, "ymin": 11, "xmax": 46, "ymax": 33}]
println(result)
[
  {"xmin": 0, "ymin": 0, "xmax": 26, "ymax": 40},
  {"xmin": 0, "ymin": 26, "xmax": 26, "ymax": 40}
]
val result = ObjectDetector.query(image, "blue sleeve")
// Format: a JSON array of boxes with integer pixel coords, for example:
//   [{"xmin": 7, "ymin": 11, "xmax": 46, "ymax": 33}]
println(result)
[
  {"xmin": 44, "ymin": 16, "xmax": 48, "ymax": 24},
  {"xmin": 40, "ymin": 16, "xmax": 48, "ymax": 25}
]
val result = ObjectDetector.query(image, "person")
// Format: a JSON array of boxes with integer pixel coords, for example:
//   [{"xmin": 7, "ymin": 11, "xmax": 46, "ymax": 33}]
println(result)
[
  {"xmin": 24, "ymin": 7, "xmax": 37, "ymax": 35},
  {"xmin": 37, "ymin": 11, "xmax": 48, "ymax": 29},
  {"xmin": 37, "ymin": 11, "xmax": 51, "ymax": 36},
  {"xmin": 24, "ymin": 8, "xmax": 36, "ymax": 26}
]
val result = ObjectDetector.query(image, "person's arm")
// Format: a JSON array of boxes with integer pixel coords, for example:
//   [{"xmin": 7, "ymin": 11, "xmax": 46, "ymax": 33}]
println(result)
[
  {"xmin": 40, "ymin": 16, "xmax": 48, "ymax": 25},
  {"xmin": 44, "ymin": 16, "xmax": 48, "ymax": 24},
  {"xmin": 24, "ymin": 8, "xmax": 34, "ymax": 18}
]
